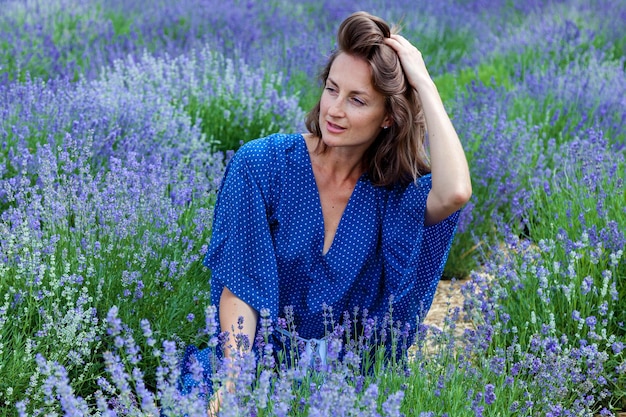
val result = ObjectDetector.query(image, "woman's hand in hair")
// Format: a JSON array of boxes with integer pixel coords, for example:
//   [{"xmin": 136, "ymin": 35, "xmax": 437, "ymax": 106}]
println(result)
[{"xmin": 383, "ymin": 34, "xmax": 432, "ymax": 91}]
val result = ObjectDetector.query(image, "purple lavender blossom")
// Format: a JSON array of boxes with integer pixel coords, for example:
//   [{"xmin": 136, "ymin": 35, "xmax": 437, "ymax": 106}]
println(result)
[
  {"xmin": 585, "ymin": 316, "xmax": 597, "ymax": 329},
  {"xmin": 382, "ymin": 390, "xmax": 405, "ymax": 417},
  {"xmin": 106, "ymin": 306, "xmax": 123, "ymax": 337},
  {"xmin": 484, "ymin": 383, "xmax": 496, "ymax": 405}
]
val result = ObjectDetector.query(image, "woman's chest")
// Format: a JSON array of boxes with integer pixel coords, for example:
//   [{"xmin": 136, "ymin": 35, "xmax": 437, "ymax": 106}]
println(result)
[
  {"xmin": 271, "ymin": 174, "xmax": 383, "ymax": 266},
  {"xmin": 316, "ymin": 179, "xmax": 355, "ymax": 255}
]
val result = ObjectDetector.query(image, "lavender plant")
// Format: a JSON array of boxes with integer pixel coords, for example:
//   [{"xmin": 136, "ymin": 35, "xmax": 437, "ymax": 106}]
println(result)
[
  {"xmin": 459, "ymin": 128, "xmax": 626, "ymax": 412},
  {"xmin": 22, "ymin": 306, "xmax": 411, "ymax": 416},
  {"xmin": 442, "ymin": 35, "xmax": 625, "ymax": 275},
  {"xmin": 0, "ymin": 128, "xmax": 222, "ymax": 412},
  {"xmin": 2, "ymin": 0, "xmax": 626, "ymax": 415},
  {"xmin": 0, "ymin": 0, "xmax": 330, "ymax": 85}
]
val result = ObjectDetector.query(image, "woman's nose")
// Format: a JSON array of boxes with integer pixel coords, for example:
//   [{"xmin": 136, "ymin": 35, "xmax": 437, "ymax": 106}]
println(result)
[{"xmin": 328, "ymin": 98, "xmax": 345, "ymax": 117}]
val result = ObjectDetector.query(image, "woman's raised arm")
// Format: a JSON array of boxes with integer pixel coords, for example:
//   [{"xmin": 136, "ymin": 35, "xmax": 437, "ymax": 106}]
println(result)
[{"xmin": 384, "ymin": 34, "xmax": 472, "ymax": 225}]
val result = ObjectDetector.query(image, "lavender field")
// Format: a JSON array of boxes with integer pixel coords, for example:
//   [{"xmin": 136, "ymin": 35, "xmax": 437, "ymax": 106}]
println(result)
[{"xmin": 1, "ymin": 0, "xmax": 625, "ymax": 415}]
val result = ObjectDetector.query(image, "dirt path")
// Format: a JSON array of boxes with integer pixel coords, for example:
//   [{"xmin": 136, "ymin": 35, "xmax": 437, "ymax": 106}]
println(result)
[{"xmin": 423, "ymin": 277, "xmax": 473, "ymax": 337}]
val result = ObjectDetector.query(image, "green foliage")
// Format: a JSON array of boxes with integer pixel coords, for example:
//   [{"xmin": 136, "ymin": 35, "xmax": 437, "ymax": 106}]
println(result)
[
  {"xmin": 102, "ymin": 9, "xmax": 134, "ymax": 37},
  {"xmin": 526, "ymin": 158, "xmax": 626, "ymax": 336},
  {"xmin": 434, "ymin": 57, "xmax": 514, "ymax": 104},
  {"xmin": 404, "ymin": 24, "xmax": 473, "ymax": 76},
  {"xmin": 185, "ymin": 93, "xmax": 278, "ymax": 152},
  {"xmin": 0, "ymin": 202, "xmax": 214, "ymax": 412},
  {"xmin": 286, "ymin": 69, "xmax": 322, "ymax": 115}
]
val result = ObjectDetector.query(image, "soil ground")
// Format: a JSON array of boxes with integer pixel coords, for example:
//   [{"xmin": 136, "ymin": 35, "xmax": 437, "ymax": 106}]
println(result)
[{"xmin": 423, "ymin": 277, "xmax": 473, "ymax": 336}]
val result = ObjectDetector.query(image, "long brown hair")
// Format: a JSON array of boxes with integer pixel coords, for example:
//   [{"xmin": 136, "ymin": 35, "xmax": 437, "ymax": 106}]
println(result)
[{"xmin": 305, "ymin": 11, "xmax": 430, "ymax": 187}]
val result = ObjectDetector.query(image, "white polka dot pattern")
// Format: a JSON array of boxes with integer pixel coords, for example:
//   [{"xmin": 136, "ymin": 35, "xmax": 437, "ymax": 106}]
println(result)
[{"xmin": 204, "ymin": 133, "xmax": 460, "ymax": 340}]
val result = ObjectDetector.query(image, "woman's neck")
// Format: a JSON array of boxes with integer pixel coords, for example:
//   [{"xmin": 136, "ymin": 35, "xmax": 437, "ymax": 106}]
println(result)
[{"xmin": 304, "ymin": 134, "xmax": 365, "ymax": 184}]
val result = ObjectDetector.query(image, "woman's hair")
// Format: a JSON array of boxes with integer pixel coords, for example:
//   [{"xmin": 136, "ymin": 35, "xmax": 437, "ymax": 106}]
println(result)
[{"xmin": 305, "ymin": 11, "xmax": 430, "ymax": 187}]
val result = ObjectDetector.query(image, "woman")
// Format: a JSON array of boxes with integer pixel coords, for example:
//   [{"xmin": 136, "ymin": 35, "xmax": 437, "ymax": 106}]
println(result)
[{"xmin": 181, "ymin": 10, "xmax": 471, "ymax": 411}]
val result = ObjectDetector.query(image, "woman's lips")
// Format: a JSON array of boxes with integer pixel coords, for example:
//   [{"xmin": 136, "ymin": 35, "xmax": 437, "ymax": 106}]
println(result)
[{"xmin": 326, "ymin": 121, "xmax": 346, "ymax": 133}]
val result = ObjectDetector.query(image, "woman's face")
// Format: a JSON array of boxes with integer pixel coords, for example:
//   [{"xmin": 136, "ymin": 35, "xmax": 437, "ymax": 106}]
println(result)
[{"xmin": 319, "ymin": 52, "xmax": 391, "ymax": 153}]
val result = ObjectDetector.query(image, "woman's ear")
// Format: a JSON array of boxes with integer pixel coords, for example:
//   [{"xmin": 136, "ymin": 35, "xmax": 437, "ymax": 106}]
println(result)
[{"xmin": 381, "ymin": 115, "xmax": 393, "ymax": 129}]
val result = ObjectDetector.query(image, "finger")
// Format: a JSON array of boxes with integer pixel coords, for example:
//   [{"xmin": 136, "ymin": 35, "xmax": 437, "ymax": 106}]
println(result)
[
  {"xmin": 385, "ymin": 36, "xmax": 420, "ymax": 56},
  {"xmin": 384, "ymin": 36, "xmax": 408, "ymax": 54},
  {"xmin": 388, "ymin": 34, "xmax": 412, "ymax": 47},
  {"xmin": 388, "ymin": 33, "xmax": 405, "ymax": 41},
  {"xmin": 384, "ymin": 34, "xmax": 402, "ymax": 46}
]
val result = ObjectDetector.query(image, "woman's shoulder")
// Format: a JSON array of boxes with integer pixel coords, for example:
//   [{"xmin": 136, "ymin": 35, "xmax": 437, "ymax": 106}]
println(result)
[
  {"xmin": 237, "ymin": 133, "xmax": 302, "ymax": 159},
  {"xmin": 230, "ymin": 133, "xmax": 303, "ymax": 180}
]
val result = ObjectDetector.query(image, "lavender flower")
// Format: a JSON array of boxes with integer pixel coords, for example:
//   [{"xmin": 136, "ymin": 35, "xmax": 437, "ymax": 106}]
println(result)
[
  {"xmin": 140, "ymin": 318, "xmax": 156, "ymax": 347},
  {"xmin": 484, "ymin": 383, "xmax": 496, "ymax": 405},
  {"xmin": 382, "ymin": 390, "xmax": 405, "ymax": 417},
  {"xmin": 106, "ymin": 306, "xmax": 123, "ymax": 337}
]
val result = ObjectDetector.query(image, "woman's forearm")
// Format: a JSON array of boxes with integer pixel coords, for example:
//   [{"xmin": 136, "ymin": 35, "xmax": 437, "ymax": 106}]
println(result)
[
  {"xmin": 417, "ymin": 79, "xmax": 472, "ymax": 225},
  {"xmin": 219, "ymin": 287, "xmax": 258, "ymax": 358},
  {"xmin": 209, "ymin": 289, "xmax": 258, "ymax": 416}
]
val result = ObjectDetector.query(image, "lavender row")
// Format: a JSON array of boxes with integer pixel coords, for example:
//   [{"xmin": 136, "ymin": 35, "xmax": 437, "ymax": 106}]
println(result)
[
  {"xmin": 3, "ymin": 0, "xmax": 624, "ymax": 84},
  {"xmin": 0, "ymin": 0, "xmax": 625, "ymax": 415}
]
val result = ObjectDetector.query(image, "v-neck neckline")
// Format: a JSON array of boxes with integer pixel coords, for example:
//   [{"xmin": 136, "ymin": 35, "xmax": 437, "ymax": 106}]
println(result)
[{"xmin": 299, "ymin": 134, "xmax": 363, "ymax": 257}]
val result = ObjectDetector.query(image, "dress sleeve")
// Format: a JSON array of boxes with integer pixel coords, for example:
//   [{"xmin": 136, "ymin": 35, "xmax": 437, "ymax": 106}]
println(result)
[
  {"xmin": 203, "ymin": 145, "xmax": 280, "ymax": 320},
  {"xmin": 381, "ymin": 174, "xmax": 460, "ymax": 325}
]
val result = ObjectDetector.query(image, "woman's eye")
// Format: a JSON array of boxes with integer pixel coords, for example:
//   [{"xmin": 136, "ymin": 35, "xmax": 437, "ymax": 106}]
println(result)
[{"xmin": 352, "ymin": 97, "xmax": 365, "ymax": 105}]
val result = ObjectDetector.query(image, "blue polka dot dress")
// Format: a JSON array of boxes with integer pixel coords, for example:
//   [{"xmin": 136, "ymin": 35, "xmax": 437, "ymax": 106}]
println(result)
[{"xmin": 179, "ymin": 133, "xmax": 459, "ymax": 393}]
